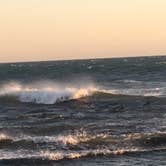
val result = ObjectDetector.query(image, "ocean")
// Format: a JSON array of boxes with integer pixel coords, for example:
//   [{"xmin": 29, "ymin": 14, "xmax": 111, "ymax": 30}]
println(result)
[{"xmin": 0, "ymin": 56, "xmax": 166, "ymax": 165}]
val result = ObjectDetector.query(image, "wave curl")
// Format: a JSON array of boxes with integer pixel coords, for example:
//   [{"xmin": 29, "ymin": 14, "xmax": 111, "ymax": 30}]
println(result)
[
  {"xmin": 0, "ymin": 82, "xmax": 97, "ymax": 104},
  {"xmin": 0, "ymin": 81, "xmax": 165, "ymax": 105}
]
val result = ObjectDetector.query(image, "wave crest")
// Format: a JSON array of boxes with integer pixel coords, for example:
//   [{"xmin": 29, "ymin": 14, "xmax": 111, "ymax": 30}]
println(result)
[
  {"xmin": 0, "ymin": 82, "xmax": 97, "ymax": 104},
  {"xmin": 0, "ymin": 131, "xmax": 166, "ymax": 161},
  {"xmin": 0, "ymin": 133, "xmax": 11, "ymax": 141},
  {"xmin": 0, "ymin": 81, "xmax": 165, "ymax": 105}
]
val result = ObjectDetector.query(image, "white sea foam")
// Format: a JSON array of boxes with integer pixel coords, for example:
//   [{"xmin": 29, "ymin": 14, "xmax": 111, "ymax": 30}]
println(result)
[
  {"xmin": 102, "ymin": 88, "xmax": 164, "ymax": 97},
  {"xmin": 0, "ymin": 131, "xmax": 166, "ymax": 160},
  {"xmin": 3, "ymin": 131, "xmax": 108, "ymax": 146},
  {"xmin": 15, "ymin": 131, "xmax": 90, "ymax": 145},
  {"xmin": 0, "ymin": 150, "xmax": 40, "ymax": 160},
  {"xmin": 0, "ymin": 82, "xmax": 97, "ymax": 104},
  {"xmin": 0, "ymin": 81, "xmax": 164, "ymax": 105},
  {"xmin": 0, "ymin": 148, "xmax": 150, "ymax": 160}
]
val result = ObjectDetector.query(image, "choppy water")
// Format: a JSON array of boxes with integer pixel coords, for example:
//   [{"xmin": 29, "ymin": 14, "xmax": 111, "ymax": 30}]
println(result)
[{"xmin": 0, "ymin": 56, "xmax": 166, "ymax": 165}]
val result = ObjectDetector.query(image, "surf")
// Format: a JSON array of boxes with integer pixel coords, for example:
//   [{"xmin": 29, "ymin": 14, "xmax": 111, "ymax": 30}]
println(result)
[
  {"xmin": 0, "ymin": 82, "xmax": 98, "ymax": 104},
  {"xmin": 0, "ymin": 81, "xmax": 165, "ymax": 105}
]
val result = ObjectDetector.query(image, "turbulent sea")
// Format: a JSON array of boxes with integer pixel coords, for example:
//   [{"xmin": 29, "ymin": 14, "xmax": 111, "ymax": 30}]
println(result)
[{"xmin": 0, "ymin": 56, "xmax": 166, "ymax": 166}]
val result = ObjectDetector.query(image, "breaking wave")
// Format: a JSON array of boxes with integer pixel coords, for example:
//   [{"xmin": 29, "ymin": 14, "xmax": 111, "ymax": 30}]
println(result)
[
  {"xmin": 0, "ymin": 131, "xmax": 105, "ymax": 147},
  {"xmin": 0, "ymin": 131, "xmax": 166, "ymax": 161},
  {"xmin": 0, "ymin": 82, "xmax": 98, "ymax": 104},
  {"xmin": 1, "ymin": 131, "xmax": 166, "ymax": 148},
  {"xmin": 0, "ymin": 81, "xmax": 165, "ymax": 105},
  {"xmin": 0, "ymin": 147, "xmax": 166, "ymax": 161},
  {"xmin": 0, "ymin": 148, "xmax": 140, "ymax": 160}
]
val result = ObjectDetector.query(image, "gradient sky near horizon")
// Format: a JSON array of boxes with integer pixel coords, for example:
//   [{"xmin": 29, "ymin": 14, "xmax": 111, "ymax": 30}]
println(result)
[{"xmin": 0, "ymin": 0, "xmax": 166, "ymax": 62}]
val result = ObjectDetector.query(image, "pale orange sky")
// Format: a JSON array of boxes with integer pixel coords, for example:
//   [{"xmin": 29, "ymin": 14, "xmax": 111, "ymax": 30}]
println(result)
[{"xmin": 0, "ymin": 0, "xmax": 166, "ymax": 62}]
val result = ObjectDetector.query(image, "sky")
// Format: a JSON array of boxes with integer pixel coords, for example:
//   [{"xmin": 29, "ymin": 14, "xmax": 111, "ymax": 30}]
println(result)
[{"xmin": 0, "ymin": 0, "xmax": 166, "ymax": 62}]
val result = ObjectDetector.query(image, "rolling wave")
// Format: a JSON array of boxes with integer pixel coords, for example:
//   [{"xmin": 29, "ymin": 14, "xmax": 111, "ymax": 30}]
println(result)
[
  {"xmin": 0, "ymin": 146, "xmax": 166, "ymax": 161},
  {"xmin": 1, "ymin": 131, "xmax": 166, "ymax": 151},
  {"xmin": 0, "ymin": 130, "xmax": 166, "ymax": 161},
  {"xmin": 0, "ymin": 81, "xmax": 165, "ymax": 104},
  {"xmin": 0, "ymin": 149, "xmax": 136, "ymax": 160},
  {"xmin": 0, "ymin": 82, "xmax": 97, "ymax": 104}
]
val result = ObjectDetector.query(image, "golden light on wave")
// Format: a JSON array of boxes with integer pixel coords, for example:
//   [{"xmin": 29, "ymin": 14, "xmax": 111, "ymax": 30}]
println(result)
[
  {"xmin": 0, "ymin": 133, "xmax": 11, "ymax": 141},
  {"xmin": 0, "ymin": 82, "xmax": 98, "ymax": 104},
  {"xmin": 42, "ymin": 151, "xmax": 64, "ymax": 161},
  {"xmin": 73, "ymin": 89, "xmax": 90, "ymax": 99},
  {"xmin": 73, "ymin": 87, "xmax": 97, "ymax": 99}
]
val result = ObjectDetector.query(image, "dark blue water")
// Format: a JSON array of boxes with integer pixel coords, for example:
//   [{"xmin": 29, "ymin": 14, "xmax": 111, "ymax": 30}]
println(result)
[{"xmin": 0, "ymin": 56, "xmax": 166, "ymax": 165}]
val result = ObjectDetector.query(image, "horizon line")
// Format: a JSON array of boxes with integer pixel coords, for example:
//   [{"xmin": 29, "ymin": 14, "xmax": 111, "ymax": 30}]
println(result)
[{"xmin": 1, "ymin": 54, "xmax": 166, "ymax": 64}]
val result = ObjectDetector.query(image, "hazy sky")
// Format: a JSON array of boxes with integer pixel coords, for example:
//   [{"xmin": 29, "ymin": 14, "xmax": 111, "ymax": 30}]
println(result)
[{"xmin": 0, "ymin": 0, "xmax": 166, "ymax": 62}]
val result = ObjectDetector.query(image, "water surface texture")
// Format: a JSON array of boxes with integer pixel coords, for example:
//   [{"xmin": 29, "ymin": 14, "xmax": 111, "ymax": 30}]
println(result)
[{"xmin": 0, "ymin": 56, "xmax": 166, "ymax": 165}]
